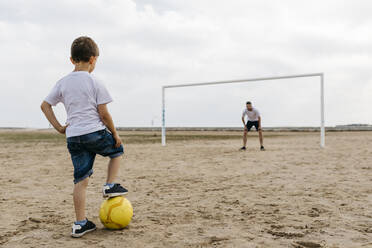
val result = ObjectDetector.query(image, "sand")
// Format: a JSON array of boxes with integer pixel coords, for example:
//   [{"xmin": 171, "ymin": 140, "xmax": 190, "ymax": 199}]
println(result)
[{"xmin": 0, "ymin": 130, "xmax": 371, "ymax": 248}]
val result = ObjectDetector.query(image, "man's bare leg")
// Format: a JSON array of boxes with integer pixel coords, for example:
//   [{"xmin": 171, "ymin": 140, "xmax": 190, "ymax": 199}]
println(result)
[
  {"xmin": 243, "ymin": 131, "xmax": 248, "ymax": 146},
  {"xmin": 241, "ymin": 129, "xmax": 248, "ymax": 150},
  {"xmin": 258, "ymin": 130, "xmax": 264, "ymax": 150}
]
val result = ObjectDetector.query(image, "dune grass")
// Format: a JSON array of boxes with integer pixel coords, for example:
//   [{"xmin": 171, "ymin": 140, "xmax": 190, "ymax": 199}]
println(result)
[{"xmin": 0, "ymin": 130, "xmax": 294, "ymax": 145}]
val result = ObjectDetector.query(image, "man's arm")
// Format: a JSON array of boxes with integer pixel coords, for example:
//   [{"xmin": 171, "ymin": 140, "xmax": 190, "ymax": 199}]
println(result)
[
  {"xmin": 40, "ymin": 101, "xmax": 68, "ymax": 134},
  {"xmin": 242, "ymin": 116, "xmax": 248, "ymax": 131},
  {"xmin": 97, "ymin": 104, "xmax": 122, "ymax": 148}
]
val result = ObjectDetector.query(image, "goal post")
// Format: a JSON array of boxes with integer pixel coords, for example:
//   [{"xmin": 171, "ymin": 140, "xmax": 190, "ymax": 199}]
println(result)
[{"xmin": 161, "ymin": 73, "xmax": 325, "ymax": 148}]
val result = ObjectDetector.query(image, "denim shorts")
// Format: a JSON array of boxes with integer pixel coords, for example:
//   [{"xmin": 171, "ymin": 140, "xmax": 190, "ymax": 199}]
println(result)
[{"xmin": 67, "ymin": 129, "xmax": 124, "ymax": 184}]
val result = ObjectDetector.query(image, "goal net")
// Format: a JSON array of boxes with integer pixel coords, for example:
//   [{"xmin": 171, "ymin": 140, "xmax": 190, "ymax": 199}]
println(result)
[{"xmin": 161, "ymin": 73, "xmax": 325, "ymax": 147}]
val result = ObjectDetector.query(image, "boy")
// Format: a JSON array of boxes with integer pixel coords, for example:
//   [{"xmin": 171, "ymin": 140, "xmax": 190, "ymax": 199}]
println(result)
[
  {"xmin": 41, "ymin": 36, "xmax": 128, "ymax": 238},
  {"xmin": 240, "ymin": 101, "xmax": 265, "ymax": 151}
]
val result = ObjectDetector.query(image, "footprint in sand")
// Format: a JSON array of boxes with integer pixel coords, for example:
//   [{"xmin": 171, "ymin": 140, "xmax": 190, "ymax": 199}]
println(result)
[{"xmin": 292, "ymin": 241, "xmax": 323, "ymax": 248}]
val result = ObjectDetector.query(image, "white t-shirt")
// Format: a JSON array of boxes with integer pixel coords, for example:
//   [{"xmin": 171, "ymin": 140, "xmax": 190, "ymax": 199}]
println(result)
[
  {"xmin": 242, "ymin": 107, "xmax": 260, "ymax": 122},
  {"xmin": 44, "ymin": 71, "xmax": 112, "ymax": 138}
]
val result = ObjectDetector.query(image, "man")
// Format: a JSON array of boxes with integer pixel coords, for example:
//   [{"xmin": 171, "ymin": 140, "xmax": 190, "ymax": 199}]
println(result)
[{"xmin": 240, "ymin": 101, "xmax": 265, "ymax": 151}]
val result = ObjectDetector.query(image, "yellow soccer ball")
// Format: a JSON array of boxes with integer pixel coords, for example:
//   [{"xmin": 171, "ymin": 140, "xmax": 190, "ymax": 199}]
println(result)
[{"xmin": 99, "ymin": 196, "xmax": 133, "ymax": 229}]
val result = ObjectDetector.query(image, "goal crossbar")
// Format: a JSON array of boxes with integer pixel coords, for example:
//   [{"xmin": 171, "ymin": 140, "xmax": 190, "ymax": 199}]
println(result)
[{"xmin": 161, "ymin": 73, "xmax": 325, "ymax": 147}]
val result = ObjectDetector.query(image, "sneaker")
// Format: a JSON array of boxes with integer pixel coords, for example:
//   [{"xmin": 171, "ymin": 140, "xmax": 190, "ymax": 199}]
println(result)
[
  {"xmin": 260, "ymin": 146, "xmax": 265, "ymax": 151},
  {"xmin": 71, "ymin": 219, "xmax": 96, "ymax": 238},
  {"xmin": 102, "ymin": 183, "xmax": 128, "ymax": 198},
  {"xmin": 240, "ymin": 146, "xmax": 246, "ymax": 151}
]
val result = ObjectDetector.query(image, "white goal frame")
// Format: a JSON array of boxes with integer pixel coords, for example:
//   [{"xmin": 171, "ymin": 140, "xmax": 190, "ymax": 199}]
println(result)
[{"xmin": 161, "ymin": 73, "xmax": 325, "ymax": 148}]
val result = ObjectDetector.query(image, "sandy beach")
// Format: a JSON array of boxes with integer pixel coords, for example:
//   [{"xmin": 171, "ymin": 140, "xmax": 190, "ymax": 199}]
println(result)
[{"xmin": 0, "ymin": 130, "xmax": 371, "ymax": 247}]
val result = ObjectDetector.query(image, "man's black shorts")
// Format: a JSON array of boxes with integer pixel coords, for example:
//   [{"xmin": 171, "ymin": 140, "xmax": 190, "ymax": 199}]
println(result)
[{"xmin": 246, "ymin": 121, "xmax": 260, "ymax": 131}]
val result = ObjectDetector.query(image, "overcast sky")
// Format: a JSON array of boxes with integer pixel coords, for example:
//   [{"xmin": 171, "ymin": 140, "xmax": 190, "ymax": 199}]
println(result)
[{"xmin": 0, "ymin": 0, "xmax": 371, "ymax": 128}]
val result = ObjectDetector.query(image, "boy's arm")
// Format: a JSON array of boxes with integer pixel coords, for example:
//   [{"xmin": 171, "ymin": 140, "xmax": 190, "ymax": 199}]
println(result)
[
  {"xmin": 40, "ymin": 101, "xmax": 68, "ymax": 134},
  {"xmin": 97, "ymin": 104, "xmax": 122, "ymax": 148}
]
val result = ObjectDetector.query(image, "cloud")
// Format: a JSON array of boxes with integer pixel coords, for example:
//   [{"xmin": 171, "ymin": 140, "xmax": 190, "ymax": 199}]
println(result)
[{"xmin": 0, "ymin": 0, "xmax": 371, "ymax": 128}]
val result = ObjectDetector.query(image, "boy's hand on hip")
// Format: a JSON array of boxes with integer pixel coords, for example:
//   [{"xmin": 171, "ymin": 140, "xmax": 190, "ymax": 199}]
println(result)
[
  {"xmin": 113, "ymin": 133, "xmax": 122, "ymax": 148},
  {"xmin": 58, "ymin": 124, "xmax": 69, "ymax": 134}
]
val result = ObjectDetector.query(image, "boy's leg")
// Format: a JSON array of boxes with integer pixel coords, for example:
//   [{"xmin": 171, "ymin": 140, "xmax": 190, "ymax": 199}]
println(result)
[
  {"xmin": 71, "ymin": 177, "xmax": 96, "ymax": 238},
  {"xmin": 102, "ymin": 155, "xmax": 128, "ymax": 198},
  {"xmin": 95, "ymin": 130, "xmax": 127, "ymax": 197},
  {"xmin": 73, "ymin": 177, "xmax": 89, "ymax": 221},
  {"xmin": 106, "ymin": 155, "xmax": 122, "ymax": 184}
]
